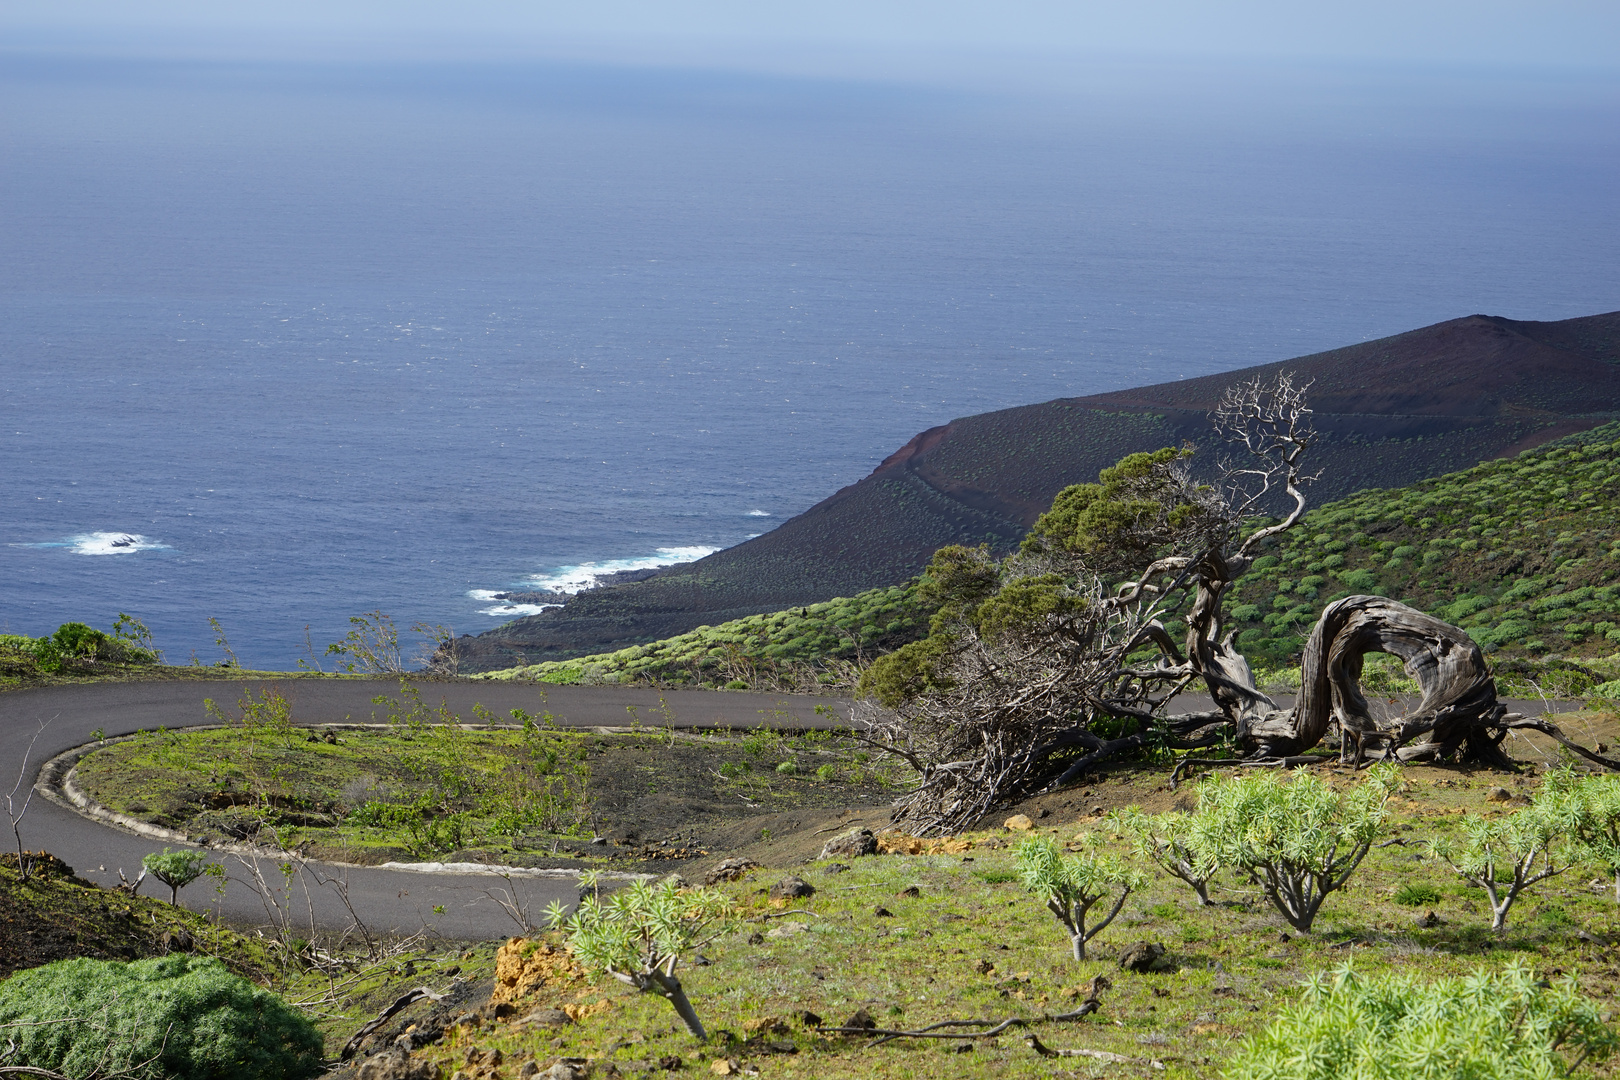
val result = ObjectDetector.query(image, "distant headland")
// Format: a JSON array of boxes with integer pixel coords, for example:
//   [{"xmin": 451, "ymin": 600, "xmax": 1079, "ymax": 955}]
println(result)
[{"xmin": 453, "ymin": 310, "xmax": 1620, "ymax": 672}]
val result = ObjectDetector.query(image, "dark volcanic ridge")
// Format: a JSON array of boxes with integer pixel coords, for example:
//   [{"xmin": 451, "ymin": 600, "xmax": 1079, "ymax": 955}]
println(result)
[{"xmin": 456, "ymin": 311, "xmax": 1620, "ymax": 672}]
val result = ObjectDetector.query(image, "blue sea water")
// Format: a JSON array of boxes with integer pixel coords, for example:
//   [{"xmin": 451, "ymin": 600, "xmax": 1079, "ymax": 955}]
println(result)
[{"xmin": 3, "ymin": 55, "xmax": 1619, "ymax": 669}]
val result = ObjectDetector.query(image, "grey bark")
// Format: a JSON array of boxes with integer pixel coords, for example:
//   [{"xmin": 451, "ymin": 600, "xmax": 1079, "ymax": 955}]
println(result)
[{"xmin": 1195, "ymin": 594, "xmax": 1517, "ymax": 767}]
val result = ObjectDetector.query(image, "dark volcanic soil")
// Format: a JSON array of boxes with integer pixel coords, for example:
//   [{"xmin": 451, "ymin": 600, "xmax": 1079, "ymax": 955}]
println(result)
[{"xmin": 458, "ymin": 310, "xmax": 1620, "ymax": 671}]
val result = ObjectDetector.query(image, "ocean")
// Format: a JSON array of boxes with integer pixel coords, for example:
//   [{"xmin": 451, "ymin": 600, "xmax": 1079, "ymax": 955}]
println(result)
[{"xmin": 3, "ymin": 55, "xmax": 1618, "ymax": 669}]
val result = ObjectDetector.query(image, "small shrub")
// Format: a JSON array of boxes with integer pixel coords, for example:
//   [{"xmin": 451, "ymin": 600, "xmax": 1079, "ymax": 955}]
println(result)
[
  {"xmin": 1015, "ymin": 836, "xmax": 1142, "ymax": 961},
  {"xmin": 1188, "ymin": 763, "xmax": 1396, "ymax": 932},
  {"xmin": 1392, "ymin": 882, "xmax": 1443, "ymax": 907},
  {"xmin": 775, "ymin": 760, "xmax": 797, "ymax": 775},
  {"xmin": 0, "ymin": 955, "xmax": 323, "ymax": 1080},
  {"xmin": 1431, "ymin": 780, "xmax": 1580, "ymax": 931},
  {"xmin": 141, "ymin": 848, "xmax": 213, "ymax": 904},
  {"xmin": 551, "ymin": 879, "xmax": 736, "ymax": 1041},
  {"xmin": 1226, "ymin": 960, "xmax": 1618, "ymax": 1079},
  {"xmin": 1106, "ymin": 806, "xmax": 1215, "ymax": 905}
]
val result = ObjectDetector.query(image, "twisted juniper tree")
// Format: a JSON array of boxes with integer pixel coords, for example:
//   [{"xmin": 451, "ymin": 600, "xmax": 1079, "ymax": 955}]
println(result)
[{"xmin": 857, "ymin": 373, "xmax": 1619, "ymax": 835}]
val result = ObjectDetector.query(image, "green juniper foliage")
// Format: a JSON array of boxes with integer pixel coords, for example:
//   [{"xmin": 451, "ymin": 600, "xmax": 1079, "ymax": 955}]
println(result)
[
  {"xmin": 0, "ymin": 955, "xmax": 323, "ymax": 1080},
  {"xmin": 1014, "ymin": 835, "xmax": 1143, "ymax": 961},
  {"xmin": 1226, "ymin": 960, "xmax": 1619, "ymax": 1080},
  {"xmin": 1188, "ymin": 764, "xmax": 1396, "ymax": 932},
  {"xmin": 550, "ymin": 878, "xmax": 736, "ymax": 1041}
]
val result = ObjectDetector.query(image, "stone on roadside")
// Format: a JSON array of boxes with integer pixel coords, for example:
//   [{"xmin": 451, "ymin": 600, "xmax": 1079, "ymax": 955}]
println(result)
[
  {"xmin": 1486, "ymin": 786, "xmax": 1514, "ymax": 803},
  {"xmin": 513, "ymin": 1007, "xmax": 572, "ymax": 1030},
  {"xmin": 1004, "ymin": 814, "xmax": 1034, "ymax": 831},
  {"xmin": 356, "ymin": 1049, "xmax": 438, "ymax": 1080},
  {"xmin": 819, "ymin": 827, "xmax": 877, "ymax": 860},
  {"xmin": 765, "ymin": 921, "xmax": 808, "ymax": 939}
]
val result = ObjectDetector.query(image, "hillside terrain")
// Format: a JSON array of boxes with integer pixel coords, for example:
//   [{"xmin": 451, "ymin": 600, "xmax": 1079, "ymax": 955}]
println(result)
[
  {"xmin": 478, "ymin": 421, "xmax": 1620, "ymax": 691},
  {"xmin": 456, "ymin": 311, "xmax": 1620, "ymax": 671},
  {"xmin": 1226, "ymin": 422, "xmax": 1620, "ymax": 674}
]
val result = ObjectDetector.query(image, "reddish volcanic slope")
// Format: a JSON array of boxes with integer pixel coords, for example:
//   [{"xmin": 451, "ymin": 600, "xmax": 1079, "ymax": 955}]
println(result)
[{"xmin": 460, "ymin": 311, "xmax": 1620, "ymax": 670}]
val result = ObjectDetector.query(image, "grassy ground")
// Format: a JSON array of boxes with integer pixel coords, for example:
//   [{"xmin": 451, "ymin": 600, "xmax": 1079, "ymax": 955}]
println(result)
[
  {"xmin": 319, "ymin": 734, "xmax": 1620, "ymax": 1080},
  {"xmin": 0, "ymin": 852, "xmax": 276, "ymax": 980},
  {"xmin": 0, "ymin": 656, "xmax": 356, "ymax": 695},
  {"xmin": 72, "ymin": 716, "xmax": 898, "ymax": 869}
]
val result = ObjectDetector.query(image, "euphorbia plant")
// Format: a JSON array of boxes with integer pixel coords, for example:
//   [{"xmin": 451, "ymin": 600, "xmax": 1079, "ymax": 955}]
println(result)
[
  {"xmin": 1188, "ymin": 763, "xmax": 1397, "ymax": 932},
  {"xmin": 1105, "ymin": 806, "xmax": 1216, "ymax": 905},
  {"xmin": 1431, "ymin": 779, "xmax": 1583, "ymax": 932},
  {"xmin": 1016, "ymin": 835, "xmax": 1142, "ymax": 961},
  {"xmin": 549, "ymin": 877, "xmax": 736, "ymax": 1041}
]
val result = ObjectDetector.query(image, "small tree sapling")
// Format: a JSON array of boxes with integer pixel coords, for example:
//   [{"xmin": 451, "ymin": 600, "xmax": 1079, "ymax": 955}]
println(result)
[
  {"xmin": 1188, "ymin": 763, "xmax": 1396, "ymax": 932},
  {"xmin": 1432, "ymin": 784, "xmax": 1581, "ymax": 932},
  {"xmin": 142, "ymin": 848, "xmax": 213, "ymax": 905},
  {"xmin": 1105, "ymin": 806, "xmax": 1216, "ymax": 905},
  {"xmin": 550, "ymin": 879, "xmax": 736, "ymax": 1041},
  {"xmin": 1015, "ymin": 835, "xmax": 1143, "ymax": 962}
]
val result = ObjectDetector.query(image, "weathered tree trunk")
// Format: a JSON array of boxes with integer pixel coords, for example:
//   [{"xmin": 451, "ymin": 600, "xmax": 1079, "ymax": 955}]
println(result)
[{"xmin": 1214, "ymin": 595, "xmax": 1511, "ymax": 765}]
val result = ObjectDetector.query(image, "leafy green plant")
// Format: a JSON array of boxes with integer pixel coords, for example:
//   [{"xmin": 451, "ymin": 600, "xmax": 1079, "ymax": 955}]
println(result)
[
  {"xmin": 1188, "ymin": 764, "xmax": 1397, "ymax": 932},
  {"xmin": 1014, "ymin": 836, "xmax": 1142, "ymax": 961},
  {"xmin": 0, "ymin": 954, "xmax": 323, "ymax": 1080},
  {"xmin": 326, "ymin": 610, "xmax": 402, "ymax": 673},
  {"xmin": 1550, "ymin": 769, "xmax": 1620, "ymax": 902},
  {"xmin": 141, "ymin": 848, "xmax": 212, "ymax": 905},
  {"xmin": 550, "ymin": 879, "xmax": 737, "ymax": 1041},
  {"xmin": 1225, "ymin": 960, "xmax": 1619, "ymax": 1079},
  {"xmin": 1433, "ymin": 781, "xmax": 1583, "ymax": 930},
  {"xmin": 1106, "ymin": 806, "xmax": 1216, "ymax": 905},
  {"xmin": 1392, "ymin": 882, "xmax": 1443, "ymax": 907}
]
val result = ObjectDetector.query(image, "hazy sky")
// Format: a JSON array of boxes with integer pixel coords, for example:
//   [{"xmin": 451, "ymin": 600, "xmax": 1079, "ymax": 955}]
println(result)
[{"xmin": 5, "ymin": 1, "xmax": 1618, "ymax": 84}]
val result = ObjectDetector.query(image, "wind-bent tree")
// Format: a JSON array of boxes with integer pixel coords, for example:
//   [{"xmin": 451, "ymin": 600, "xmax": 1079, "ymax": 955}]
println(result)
[{"xmin": 857, "ymin": 373, "xmax": 1619, "ymax": 835}]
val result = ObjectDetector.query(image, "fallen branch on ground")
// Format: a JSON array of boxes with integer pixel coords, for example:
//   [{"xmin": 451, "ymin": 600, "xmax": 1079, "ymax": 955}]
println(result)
[
  {"xmin": 817, "ymin": 976, "xmax": 1108, "ymax": 1047},
  {"xmin": 339, "ymin": 986, "xmax": 447, "ymax": 1061},
  {"xmin": 1024, "ymin": 1034, "xmax": 1165, "ymax": 1069}
]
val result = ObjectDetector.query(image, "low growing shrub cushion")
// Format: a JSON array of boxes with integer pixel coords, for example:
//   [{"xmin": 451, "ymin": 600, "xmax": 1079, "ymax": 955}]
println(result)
[{"xmin": 0, "ymin": 954, "xmax": 323, "ymax": 1080}]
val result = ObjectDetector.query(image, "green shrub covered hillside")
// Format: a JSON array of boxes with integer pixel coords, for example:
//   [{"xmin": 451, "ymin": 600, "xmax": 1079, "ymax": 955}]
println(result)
[
  {"xmin": 1225, "ymin": 422, "xmax": 1620, "ymax": 666},
  {"xmin": 477, "ymin": 583, "xmax": 928, "ymax": 688}
]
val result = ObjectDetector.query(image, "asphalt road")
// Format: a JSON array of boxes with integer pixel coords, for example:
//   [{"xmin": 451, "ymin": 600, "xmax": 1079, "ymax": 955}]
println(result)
[{"xmin": 1, "ymin": 678, "xmax": 847, "ymax": 941}]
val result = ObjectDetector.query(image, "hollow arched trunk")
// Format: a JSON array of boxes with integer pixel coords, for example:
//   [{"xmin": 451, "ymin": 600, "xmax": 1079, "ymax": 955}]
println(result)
[{"xmin": 1211, "ymin": 595, "xmax": 1511, "ymax": 764}]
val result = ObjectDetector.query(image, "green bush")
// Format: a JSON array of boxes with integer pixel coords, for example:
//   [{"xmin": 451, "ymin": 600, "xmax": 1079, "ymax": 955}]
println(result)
[
  {"xmin": 0, "ymin": 955, "xmax": 323, "ymax": 1080},
  {"xmin": 1188, "ymin": 764, "xmax": 1396, "ymax": 932},
  {"xmin": 141, "ymin": 848, "xmax": 214, "ymax": 905},
  {"xmin": 1226, "ymin": 960, "xmax": 1618, "ymax": 1079}
]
